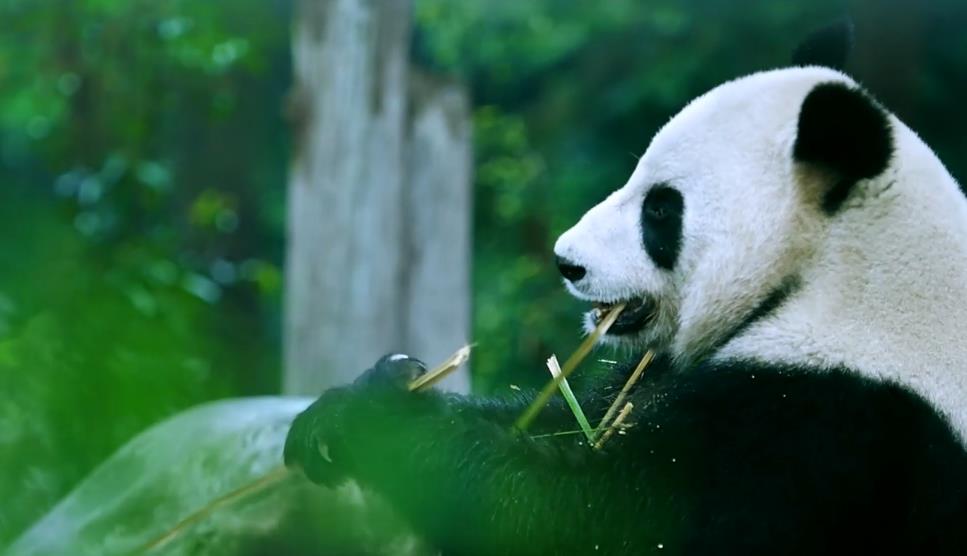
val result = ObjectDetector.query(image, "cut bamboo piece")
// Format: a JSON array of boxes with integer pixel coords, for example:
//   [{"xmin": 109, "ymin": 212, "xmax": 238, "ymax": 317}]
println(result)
[{"xmin": 407, "ymin": 344, "xmax": 472, "ymax": 392}]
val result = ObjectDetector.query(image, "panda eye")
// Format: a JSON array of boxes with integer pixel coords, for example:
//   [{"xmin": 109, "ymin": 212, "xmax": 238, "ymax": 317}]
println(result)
[
  {"xmin": 642, "ymin": 186, "xmax": 682, "ymax": 222},
  {"xmin": 645, "ymin": 204, "xmax": 668, "ymax": 220}
]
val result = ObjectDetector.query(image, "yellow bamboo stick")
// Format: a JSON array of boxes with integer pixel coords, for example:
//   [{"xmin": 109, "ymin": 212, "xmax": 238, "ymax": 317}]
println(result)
[
  {"xmin": 139, "ymin": 466, "xmax": 292, "ymax": 553},
  {"xmin": 407, "ymin": 345, "xmax": 472, "ymax": 392}
]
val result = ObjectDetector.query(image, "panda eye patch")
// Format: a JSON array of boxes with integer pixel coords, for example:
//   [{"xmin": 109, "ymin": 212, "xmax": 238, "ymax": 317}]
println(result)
[{"xmin": 640, "ymin": 185, "xmax": 684, "ymax": 270}]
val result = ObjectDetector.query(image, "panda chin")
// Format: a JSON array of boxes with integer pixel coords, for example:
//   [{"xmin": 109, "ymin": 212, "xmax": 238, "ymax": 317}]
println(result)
[{"xmin": 589, "ymin": 297, "xmax": 655, "ymax": 336}]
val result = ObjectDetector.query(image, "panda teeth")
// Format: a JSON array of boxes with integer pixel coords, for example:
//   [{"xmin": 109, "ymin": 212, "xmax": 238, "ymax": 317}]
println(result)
[{"xmin": 591, "ymin": 301, "xmax": 618, "ymax": 322}]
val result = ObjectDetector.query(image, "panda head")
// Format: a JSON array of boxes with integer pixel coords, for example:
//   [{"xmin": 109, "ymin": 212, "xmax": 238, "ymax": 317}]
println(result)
[{"xmin": 553, "ymin": 66, "xmax": 893, "ymax": 365}]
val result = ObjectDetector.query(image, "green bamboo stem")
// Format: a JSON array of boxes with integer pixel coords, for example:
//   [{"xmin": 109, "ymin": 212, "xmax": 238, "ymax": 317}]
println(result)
[{"xmin": 546, "ymin": 355, "xmax": 595, "ymax": 442}]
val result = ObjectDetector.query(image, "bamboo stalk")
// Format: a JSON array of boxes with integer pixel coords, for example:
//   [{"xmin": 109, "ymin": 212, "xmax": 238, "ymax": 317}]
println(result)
[
  {"xmin": 139, "ymin": 345, "xmax": 472, "ymax": 554},
  {"xmin": 513, "ymin": 303, "xmax": 626, "ymax": 434},
  {"xmin": 528, "ymin": 429, "xmax": 586, "ymax": 440},
  {"xmin": 139, "ymin": 466, "xmax": 292, "ymax": 553},
  {"xmin": 546, "ymin": 355, "xmax": 595, "ymax": 442},
  {"xmin": 593, "ymin": 401, "xmax": 634, "ymax": 451},
  {"xmin": 592, "ymin": 350, "xmax": 654, "ymax": 443}
]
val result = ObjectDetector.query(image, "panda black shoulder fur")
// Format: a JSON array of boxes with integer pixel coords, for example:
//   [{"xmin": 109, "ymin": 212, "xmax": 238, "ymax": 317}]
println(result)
[{"xmin": 285, "ymin": 23, "xmax": 967, "ymax": 555}]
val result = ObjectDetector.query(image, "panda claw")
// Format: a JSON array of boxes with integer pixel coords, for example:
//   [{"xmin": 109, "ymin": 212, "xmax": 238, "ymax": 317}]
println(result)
[{"xmin": 318, "ymin": 441, "xmax": 333, "ymax": 464}]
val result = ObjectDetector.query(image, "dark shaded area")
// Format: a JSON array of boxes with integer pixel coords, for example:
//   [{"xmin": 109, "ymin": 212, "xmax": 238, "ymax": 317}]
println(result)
[{"xmin": 791, "ymin": 17, "xmax": 854, "ymax": 70}]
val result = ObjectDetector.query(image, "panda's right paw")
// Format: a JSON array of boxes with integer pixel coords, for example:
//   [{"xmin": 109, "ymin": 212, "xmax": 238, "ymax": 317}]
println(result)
[
  {"xmin": 283, "ymin": 386, "xmax": 355, "ymax": 487},
  {"xmin": 283, "ymin": 354, "xmax": 428, "ymax": 487},
  {"xmin": 354, "ymin": 353, "xmax": 428, "ymax": 392}
]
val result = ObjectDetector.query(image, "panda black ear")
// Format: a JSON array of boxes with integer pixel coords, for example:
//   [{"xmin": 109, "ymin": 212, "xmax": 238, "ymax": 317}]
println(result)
[
  {"xmin": 793, "ymin": 82, "xmax": 893, "ymax": 213},
  {"xmin": 791, "ymin": 18, "xmax": 854, "ymax": 70}
]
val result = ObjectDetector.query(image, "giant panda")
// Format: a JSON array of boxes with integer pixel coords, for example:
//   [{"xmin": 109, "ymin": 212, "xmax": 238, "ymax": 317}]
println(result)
[{"xmin": 284, "ymin": 24, "xmax": 967, "ymax": 555}]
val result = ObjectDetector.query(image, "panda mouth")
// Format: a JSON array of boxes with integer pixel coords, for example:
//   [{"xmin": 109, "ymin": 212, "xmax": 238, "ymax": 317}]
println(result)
[{"xmin": 591, "ymin": 297, "xmax": 655, "ymax": 336}]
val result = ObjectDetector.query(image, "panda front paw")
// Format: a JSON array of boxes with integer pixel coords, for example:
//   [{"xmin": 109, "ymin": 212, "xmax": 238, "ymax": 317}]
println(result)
[
  {"xmin": 283, "ymin": 386, "xmax": 353, "ymax": 486},
  {"xmin": 354, "ymin": 353, "xmax": 428, "ymax": 391},
  {"xmin": 283, "ymin": 353, "xmax": 427, "ymax": 486}
]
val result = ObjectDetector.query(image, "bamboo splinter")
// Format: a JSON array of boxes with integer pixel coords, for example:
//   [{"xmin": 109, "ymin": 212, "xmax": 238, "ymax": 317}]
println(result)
[
  {"xmin": 593, "ymin": 401, "xmax": 634, "ymax": 450},
  {"xmin": 593, "ymin": 350, "xmax": 654, "ymax": 442}
]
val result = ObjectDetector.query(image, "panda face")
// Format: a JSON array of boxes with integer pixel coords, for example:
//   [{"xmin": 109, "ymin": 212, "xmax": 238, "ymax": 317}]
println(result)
[{"xmin": 554, "ymin": 67, "xmax": 884, "ymax": 364}]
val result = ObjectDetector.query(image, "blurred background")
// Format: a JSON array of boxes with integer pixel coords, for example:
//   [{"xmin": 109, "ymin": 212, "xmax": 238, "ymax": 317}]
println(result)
[{"xmin": 2, "ymin": 0, "xmax": 966, "ymax": 547}]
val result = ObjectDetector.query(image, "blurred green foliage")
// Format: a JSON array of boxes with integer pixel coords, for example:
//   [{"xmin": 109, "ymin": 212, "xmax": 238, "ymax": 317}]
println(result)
[
  {"xmin": 0, "ymin": 0, "xmax": 291, "ymax": 542},
  {"xmin": 1, "ymin": 0, "xmax": 966, "ymax": 546}
]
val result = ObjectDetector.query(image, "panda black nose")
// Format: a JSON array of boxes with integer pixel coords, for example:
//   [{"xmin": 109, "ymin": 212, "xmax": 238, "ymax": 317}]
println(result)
[{"xmin": 556, "ymin": 256, "xmax": 587, "ymax": 282}]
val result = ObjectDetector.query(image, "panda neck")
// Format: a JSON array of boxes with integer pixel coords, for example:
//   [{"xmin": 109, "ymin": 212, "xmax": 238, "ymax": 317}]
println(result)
[{"xmin": 713, "ymin": 124, "xmax": 967, "ymax": 440}]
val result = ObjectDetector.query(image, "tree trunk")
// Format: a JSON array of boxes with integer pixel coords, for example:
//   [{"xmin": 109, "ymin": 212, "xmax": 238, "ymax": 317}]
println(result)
[
  {"xmin": 402, "ymin": 72, "xmax": 473, "ymax": 393},
  {"xmin": 284, "ymin": 0, "xmax": 471, "ymax": 395}
]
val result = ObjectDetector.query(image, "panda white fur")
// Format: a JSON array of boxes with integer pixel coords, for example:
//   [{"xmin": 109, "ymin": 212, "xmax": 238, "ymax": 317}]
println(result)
[
  {"xmin": 554, "ymin": 64, "xmax": 967, "ymax": 443},
  {"xmin": 285, "ymin": 24, "xmax": 967, "ymax": 555}
]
